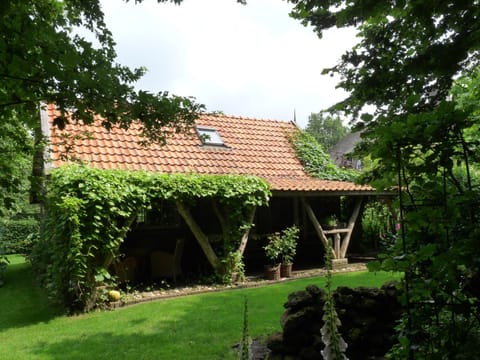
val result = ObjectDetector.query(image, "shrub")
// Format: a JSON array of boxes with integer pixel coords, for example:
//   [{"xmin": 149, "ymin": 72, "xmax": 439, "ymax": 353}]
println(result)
[
  {"xmin": 0, "ymin": 250, "xmax": 8, "ymax": 287},
  {"xmin": 0, "ymin": 218, "xmax": 40, "ymax": 255},
  {"xmin": 361, "ymin": 201, "xmax": 395, "ymax": 251}
]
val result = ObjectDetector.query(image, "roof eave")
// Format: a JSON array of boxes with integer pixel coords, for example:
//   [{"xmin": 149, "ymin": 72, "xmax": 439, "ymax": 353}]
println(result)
[{"xmin": 271, "ymin": 189, "xmax": 394, "ymax": 197}]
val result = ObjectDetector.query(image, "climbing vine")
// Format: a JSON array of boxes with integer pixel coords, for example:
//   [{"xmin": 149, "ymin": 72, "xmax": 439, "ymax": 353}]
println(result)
[
  {"xmin": 290, "ymin": 130, "xmax": 357, "ymax": 181},
  {"xmin": 31, "ymin": 165, "xmax": 270, "ymax": 312}
]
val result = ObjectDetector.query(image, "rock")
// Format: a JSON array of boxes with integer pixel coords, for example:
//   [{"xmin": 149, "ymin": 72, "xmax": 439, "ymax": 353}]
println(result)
[
  {"xmin": 284, "ymin": 290, "xmax": 313, "ymax": 310},
  {"xmin": 269, "ymin": 282, "xmax": 402, "ymax": 360}
]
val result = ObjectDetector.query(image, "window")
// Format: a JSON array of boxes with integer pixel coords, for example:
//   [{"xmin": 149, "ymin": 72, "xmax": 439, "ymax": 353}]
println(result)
[{"xmin": 196, "ymin": 126, "xmax": 224, "ymax": 146}]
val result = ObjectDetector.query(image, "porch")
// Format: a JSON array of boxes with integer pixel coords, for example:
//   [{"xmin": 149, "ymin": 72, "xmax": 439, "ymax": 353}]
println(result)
[{"xmin": 112, "ymin": 192, "xmax": 380, "ymax": 285}]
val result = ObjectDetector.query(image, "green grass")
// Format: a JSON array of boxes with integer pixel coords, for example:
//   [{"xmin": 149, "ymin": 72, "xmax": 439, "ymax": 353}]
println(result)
[{"xmin": 0, "ymin": 256, "xmax": 399, "ymax": 359}]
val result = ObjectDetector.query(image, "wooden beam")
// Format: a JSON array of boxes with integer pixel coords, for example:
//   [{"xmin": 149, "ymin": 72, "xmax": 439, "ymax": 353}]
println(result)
[
  {"xmin": 176, "ymin": 200, "xmax": 220, "ymax": 271},
  {"xmin": 301, "ymin": 197, "xmax": 336, "ymax": 258},
  {"xmin": 334, "ymin": 233, "xmax": 341, "ymax": 258},
  {"xmin": 340, "ymin": 198, "xmax": 363, "ymax": 258},
  {"xmin": 238, "ymin": 206, "xmax": 256, "ymax": 255}
]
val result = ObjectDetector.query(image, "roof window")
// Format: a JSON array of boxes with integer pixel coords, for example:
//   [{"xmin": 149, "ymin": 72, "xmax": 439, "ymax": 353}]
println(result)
[{"xmin": 196, "ymin": 126, "xmax": 225, "ymax": 146}]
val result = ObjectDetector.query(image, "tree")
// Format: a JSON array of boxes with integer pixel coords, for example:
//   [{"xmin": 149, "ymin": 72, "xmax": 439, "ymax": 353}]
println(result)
[
  {"xmin": 289, "ymin": 1, "xmax": 480, "ymax": 358},
  {"xmin": 0, "ymin": 0, "xmax": 209, "ymax": 213},
  {"xmin": 0, "ymin": 110, "xmax": 33, "ymax": 215},
  {"xmin": 305, "ymin": 112, "xmax": 348, "ymax": 152}
]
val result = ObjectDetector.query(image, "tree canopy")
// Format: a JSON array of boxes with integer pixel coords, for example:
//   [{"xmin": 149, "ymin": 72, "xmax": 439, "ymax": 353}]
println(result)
[
  {"xmin": 289, "ymin": 0, "xmax": 480, "ymax": 358},
  {"xmin": 0, "ymin": 0, "xmax": 207, "ymax": 140},
  {"xmin": 290, "ymin": 0, "xmax": 479, "ymax": 121},
  {"xmin": 305, "ymin": 112, "xmax": 348, "ymax": 152},
  {"xmin": 0, "ymin": 0, "xmax": 211, "ymax": 213}
]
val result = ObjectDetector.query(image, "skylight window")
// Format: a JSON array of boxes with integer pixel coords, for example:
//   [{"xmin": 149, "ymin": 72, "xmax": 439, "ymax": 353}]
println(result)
[{"xmin": 196, "ymin": 126, "xmax": 224, "ymax": 146}]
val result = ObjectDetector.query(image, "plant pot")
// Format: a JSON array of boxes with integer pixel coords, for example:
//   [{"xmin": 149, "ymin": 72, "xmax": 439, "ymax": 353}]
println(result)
[
  {"xmin": 280, "ymin": 263, "xmax": 293, "ymax": 278},
  {"xmin": 264, "ymin": 264, "xmax": 281, "ymax": 280}
]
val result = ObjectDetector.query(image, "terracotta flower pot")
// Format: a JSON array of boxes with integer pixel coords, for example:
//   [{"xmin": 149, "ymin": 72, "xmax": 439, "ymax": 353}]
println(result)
[
  {"xmin": 280, "ymin": 263, "xmax": 293, "ymax": 278},
  {"xmin": 264, "ymin": 264, "xmax": 281, "ymax": 280}
]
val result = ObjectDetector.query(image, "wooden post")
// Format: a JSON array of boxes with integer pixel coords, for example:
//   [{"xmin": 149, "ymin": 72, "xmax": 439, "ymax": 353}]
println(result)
[
  {"xmin": 301, "ymin": 197, "xmax": 336, "ymax": 258},
  {"xmin": 340, "ymin": 198, "xmax": 363, "ymax": 258},
  {"xmin": 176, "ymin": 200, "xmax": 220, "ymax": 271},
  {"xmin": 238, "ymin": 206, "xmax": 256, "ymax": 255},
  {"xmin": 334, "ymin": 233, "xmax": 341, "ymax": 258}
]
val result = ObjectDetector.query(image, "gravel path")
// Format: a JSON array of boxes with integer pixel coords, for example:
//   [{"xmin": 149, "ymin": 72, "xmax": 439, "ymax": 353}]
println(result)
[{"xmin": 112, "ymin": 262, "xmax": 368, "ymax": 308}]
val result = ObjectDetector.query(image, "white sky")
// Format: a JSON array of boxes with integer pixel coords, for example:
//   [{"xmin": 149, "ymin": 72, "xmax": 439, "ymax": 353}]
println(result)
[{"xmin": 100, "ymin": 0, "xmax": 358, "ymax": 128}]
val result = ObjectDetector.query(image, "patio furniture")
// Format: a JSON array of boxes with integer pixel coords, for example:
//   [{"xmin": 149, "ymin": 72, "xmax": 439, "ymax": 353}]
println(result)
[{"xmin": 150, "ymin": 238, "xmax": 184, "ymax": 283}]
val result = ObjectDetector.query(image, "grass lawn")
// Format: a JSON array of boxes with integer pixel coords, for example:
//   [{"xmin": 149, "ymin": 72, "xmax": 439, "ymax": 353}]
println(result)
[{"xmin": 0, "ymin": 255, "xmax": 400, "ymax": 360}]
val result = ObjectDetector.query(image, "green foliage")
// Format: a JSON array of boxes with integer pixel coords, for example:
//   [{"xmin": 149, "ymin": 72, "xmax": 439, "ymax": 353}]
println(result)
[
  {"xmin": 239, "ymin": 297, "xmax": 251, "ymax": 360},
  {"xmin": 290, "ymin": 1, "xmax": 480, "ymax": 357},
  {"xmin": 0, "ymin": 251, "xmax": 8, "ymax": 287},
  {"xmin": 278, "ymin": 225, "xmax": 299, "ymax": 264},
  {"xmin": 0, "ymin": 0, "xmax": 205, "ymax": 213},
  {"xmin": 31, "ymin": 164, "xmax": 270, "ymax": 312},
  {"xmin": 1, "ymin": 0, "xmax": 204, "ymax": 142},
  {"xmin": 263, "ymin": 233, "xmax": 283, "ymax": 266},
  {"xmin": 2, "ymin": 257, "xmax": 396, "ymax": 360},
  {"xmin": 0, "ymin": 218, "xmax": 40, "ymax": 255},
  {"xmin": 221, "ymin": 250, "xmax": 246, "ymax": 284},
  {"xmin": 366, "ymin": 72, "xmax": 480, "ymax": 357},
  {"xmin": 361, "ymin": 202, "xmax": 395, "ymax": 250},
  {"xmin": 0, "ymin": 109, "xmax": 33, "ymax": 215},
  {"xmin": 290, "ymin": 130, "xmax": 357, "ymax": 181},
  {"xmin": 322, "ymin": 215, "xmax": 338, "ymax": 228},
  {"xmin": 264, "ymin": 225, "xmax": 299, "ymax": 266},
  {"xmin": 321, "ymin": 242, "xmax": 348, "ymax": 360},
  {"xmin": 305, "ymin": 112, "xmax": 348, "ymax": 152}
]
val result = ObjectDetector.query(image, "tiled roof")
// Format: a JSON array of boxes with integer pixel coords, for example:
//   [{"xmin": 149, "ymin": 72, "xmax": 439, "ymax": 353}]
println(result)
[{"xmin": 45, "ymin": 104, "xmax": 374, "ymax": 194}]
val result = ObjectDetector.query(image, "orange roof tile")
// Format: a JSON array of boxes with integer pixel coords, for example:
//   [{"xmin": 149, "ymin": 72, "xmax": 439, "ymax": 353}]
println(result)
[{"xmin": 45, "ymin": 104, "xmax": 375, "ymax": 194}]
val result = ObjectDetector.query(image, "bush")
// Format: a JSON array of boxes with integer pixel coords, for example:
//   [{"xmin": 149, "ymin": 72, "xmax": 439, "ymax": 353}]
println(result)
[
  {"xmin": 361, "ymin": 201, "xmax": 395, "ymax": 251},
  {"xmin": 0, "ymin": 218, "xmax": 40, "ymax": 255},
  {"xmin": 0, "ymin": 250, "xmax": 8, "ymax": 287}
]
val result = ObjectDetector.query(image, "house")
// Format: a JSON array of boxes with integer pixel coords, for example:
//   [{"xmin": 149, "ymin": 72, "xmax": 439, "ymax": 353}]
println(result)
[
  {"xmin": 42, "ymin": 104, "xmax": 379, "ymax": 281},
  {"xmin": 330, "ymin": 131, "xmax": 363, "ymax": 170}
]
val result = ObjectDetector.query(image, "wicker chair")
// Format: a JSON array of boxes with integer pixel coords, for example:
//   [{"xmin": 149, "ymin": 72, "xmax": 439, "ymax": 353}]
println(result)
[{"xmin": 150, "ymin": 238, "xmax": 184, "ymax": 283}]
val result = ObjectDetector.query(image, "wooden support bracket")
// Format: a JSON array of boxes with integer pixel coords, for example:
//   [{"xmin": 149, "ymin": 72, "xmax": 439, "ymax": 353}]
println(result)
[
  {"xmin": 301, "ymin": 197, "xmax": 336, "ymax": 258},
  {"xmin": 340, "ymin": 198, "xmax": 362, "ymax": 258},
  {"xmin": 175, "ymin": 200, "xmax": 220, "ymax": 271},
  {"xmin": 301, "ymin": 197, "xmax": 363, "ymax": 260},
  {"xmin": 238, "ymin": 206, "xmax": 256, "ymax": 255}
]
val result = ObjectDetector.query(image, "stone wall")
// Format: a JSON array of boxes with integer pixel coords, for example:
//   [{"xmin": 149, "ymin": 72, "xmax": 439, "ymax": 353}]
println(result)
[{"xmin": 266, "ymin": 281, "xmax": 402, "ymax": 360}]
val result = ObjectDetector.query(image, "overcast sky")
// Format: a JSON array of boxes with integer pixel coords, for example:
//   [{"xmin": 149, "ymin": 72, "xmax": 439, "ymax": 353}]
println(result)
[{"xmin": 100, "ymin": 0, "xmax": 358, "ymax": 128}]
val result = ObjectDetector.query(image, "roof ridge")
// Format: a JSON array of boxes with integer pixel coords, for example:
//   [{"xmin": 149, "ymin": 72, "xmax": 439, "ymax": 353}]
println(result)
[{"xmin": 199, "ymin": 112, "xmax": 295, "ymax": 124}]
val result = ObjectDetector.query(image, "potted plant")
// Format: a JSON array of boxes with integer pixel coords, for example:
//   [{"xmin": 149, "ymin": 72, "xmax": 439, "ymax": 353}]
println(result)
[
  {"xmin": 278, "ymin": 225, "xmax": 299, "ymax": 278},
  {"xmin": 263, "ymin": 233, "xmax": 282, "ymax": 280},
  {"xmin": 322, "ymin": 215, "xmax": 338, "ymax": 230}
]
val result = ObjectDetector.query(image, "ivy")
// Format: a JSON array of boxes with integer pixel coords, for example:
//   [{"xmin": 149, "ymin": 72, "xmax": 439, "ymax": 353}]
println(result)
[
  {"xmin": 290, "ymin": 130, "xmax": 358, "ymax": 182},
  {"xmin": 31, "ymin": 165, "xmax": 270, "ymax": 312}
]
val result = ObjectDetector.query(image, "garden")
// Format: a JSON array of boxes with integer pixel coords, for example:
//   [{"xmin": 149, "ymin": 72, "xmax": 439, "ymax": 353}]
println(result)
[{"xmin": 0, "ymin": 254, "xmax": 398, "ymax": 359}]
